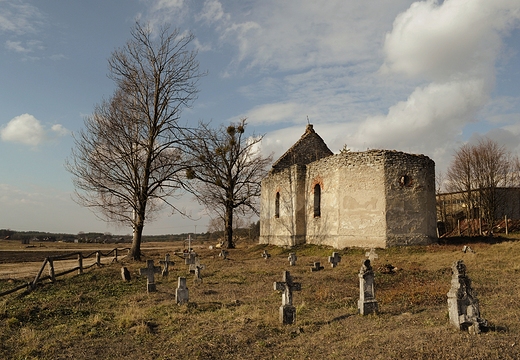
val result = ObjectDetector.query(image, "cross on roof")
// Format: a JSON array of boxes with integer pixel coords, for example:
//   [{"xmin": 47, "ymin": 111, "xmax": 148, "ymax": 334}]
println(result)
[
  {"xmin": 274, "ymin": 271, "xmax": 301, "ymax": 306},
  {"xmin": 328, "ymin": 252, "xmax": 341, "ymax": 268}
]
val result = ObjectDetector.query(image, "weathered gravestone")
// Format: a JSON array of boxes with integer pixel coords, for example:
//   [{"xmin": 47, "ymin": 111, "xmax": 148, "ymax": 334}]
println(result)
[
  {"xmin": 176, "ymin": 277, "xmax": 189, "ymax": 305},
  {"xmin": 447, "ymin": 260, "xmax": 488, "ymax": 334},
  {"xmin": 328, "ymin": 252, "xmax": 341, "ymax": 268},
  {"xmin": 288, "ymin": 253, "xmax": 297, "ymax": 266},
  {"xmin": 121, "ymin": 266, "xmax": 131, "ymax": 281},
  {"xmin": 219, "ymin": 249, "xmax": 228, "ymax": 260},
  {"xmin": 184, "ymin": 252, "xmax": 199, "ymax": 273},
  {"xmin": 310, "ymin": 262, "xmax": 324, "ymax": 272},
  {"xmin": 358, "ymin": 259, "xmax": 378, "ymax": 315},
  {"xmin": 160, "ymin": 254, "xmax": 175, "ymax": 277},
  {"xmin": 365, "ymin": 248, "xmax": 379, "ymax": 262},
  {"xmin": 194, "ymin": 264, "xmax": 206, "ymax": 283},
  {"xmin": 261, "ymin": 250, "xmax": 271, "ymax": 259},
  {"xmin": 273, "ymin": 271, "xmax": 301, "ymax": 324},
  {"xmin": 139, "ymin": 260, "xmax": 161, "ymax": 292}
]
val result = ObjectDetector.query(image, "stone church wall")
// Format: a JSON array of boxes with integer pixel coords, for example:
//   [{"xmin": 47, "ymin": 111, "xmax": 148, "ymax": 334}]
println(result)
[{"xmin": 259, "ymin": 149, "xmax": 437, "ymax": 248}]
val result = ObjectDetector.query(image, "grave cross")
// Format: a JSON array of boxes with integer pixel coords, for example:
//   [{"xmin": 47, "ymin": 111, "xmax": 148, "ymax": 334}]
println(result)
[
  {"xmin": 160, "ymin": 254, "xmax": 175, "ymax": 277},
  {"xmin": 175, "ymin": 277, "xmax": 189, "ymax": 305},
  {"xmin": 139, "ymin": 260, "xmax": 162, "ymax": 292},
  {"xmin": 328, "ymin": 252, "xmax": 341, "ymax": 268},
  {"xmin": 447, "ymin": 260, "xmax": 487, "ymax": 334},
  {"xmin": 194, "ymin": 263, "xmax": 206, "ymax": 282},
  {"xmin": 310, "ymin": 262, "xmax": 324, "ymax": 272},
  {"xmin": 184, "ymin": 252, "xmax": 199, "ymax": 272},
  {"xmin": 288, "ymin": 253, "xmax": 297, "ymax": 266},
  {"xmin": 273, "ymin": 271, "xmax": 301, "ymax": 324},
  {"xmin": 365, "ymin": 248, "xmax": 378, "ymax": 262}
]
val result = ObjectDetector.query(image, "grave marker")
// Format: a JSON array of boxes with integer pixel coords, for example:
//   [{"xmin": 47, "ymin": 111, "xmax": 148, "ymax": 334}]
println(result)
[
  {"xmin": 273, "ymin": 271, "xmax": 301, "ymax": 324},
  {"xmin": 328, "ymin": 252, "xmax": 341, "ymax": 268},
  {"xmin": 310, "ymin": 262, "xmax": 324, "ymax": 272},
  {"xmin": 175, "ymin": 277, "xmax": 189, "ymax": 304},
  {"xmin": 194, "ymin": 264, "xmax": 206, "ymax": 283},
  {"xmin": 447, "ymin": 260, "xmax": 488, "ymax": 334},
  {"xmin": 160, "ymin": 254, "xmax": 175, "ymax": 277},
  {"xmin": 288, "ymin": 253, "xmax": 297, "ymax": 266},
  {"xmin": 365, "ymin": 248, "xmax": 378, "ymax": 262},
  {"xmin": 121, "ymin": 266, "xmax": 131, "ymax": 281},
  {"xmin": 139, "ymin": 260, "xmax": 161, "ymax": 292},
  {"xmin": 358, "ymin": 259, "xmax": 378, "ymax": 315}
]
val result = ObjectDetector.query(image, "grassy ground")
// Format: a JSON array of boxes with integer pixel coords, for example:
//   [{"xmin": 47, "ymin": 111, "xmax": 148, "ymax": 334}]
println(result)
[{"xmin": 1, "ymin": 238, "xmax": 520, "ymax": 359}]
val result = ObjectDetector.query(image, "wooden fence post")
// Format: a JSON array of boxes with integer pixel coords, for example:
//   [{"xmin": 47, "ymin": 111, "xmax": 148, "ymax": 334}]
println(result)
[
  {"xmin": 96, "ymin": 251, "xmax": 101, "ymax": 267},
  {"xmin": 505, "ymin": 215, "xmax": 509, "ymax": 235},
  {"xmin": 48, "ymin": 258, "xmax": 55, "ymax": 283},
  {"xmin": 32, "ymin": 258, "xmax": 49, "ymax": 290},
  {"xmin": 78, "ymin": 253, "xmax": 83, "ymax": 274}
]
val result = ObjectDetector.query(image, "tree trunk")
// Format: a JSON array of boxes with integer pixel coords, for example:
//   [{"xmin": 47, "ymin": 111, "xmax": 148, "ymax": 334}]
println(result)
[
  {"xmin": 130, "ymin": 218, "xmax": 144, "ymax": 260},
  {"xmin": 224, "ymin": 204, "xmax": 235, "ymax": 249}
]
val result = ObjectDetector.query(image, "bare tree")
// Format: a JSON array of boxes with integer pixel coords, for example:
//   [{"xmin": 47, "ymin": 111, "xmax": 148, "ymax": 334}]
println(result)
[
  {"xmin": 446, "ymin": 137, "xmax": 517, "ymax": 234},
  {"xmin": 67, "ymin": 22, "xmax": 203, "ymax": 260},
  {"xmin": 184, "ymin": 119, "xmax": 272, "ymax": 248}
]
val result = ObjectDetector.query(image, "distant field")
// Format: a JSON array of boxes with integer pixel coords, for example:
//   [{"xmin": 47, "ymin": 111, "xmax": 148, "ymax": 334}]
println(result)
[{"xmin": 1, "ymin": 237, "xmax": 519, "ymax": 359}]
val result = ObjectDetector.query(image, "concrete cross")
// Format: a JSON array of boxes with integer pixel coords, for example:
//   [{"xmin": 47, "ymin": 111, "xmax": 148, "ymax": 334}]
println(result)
[
  {"xmin": 261, "ymin": 250, "xmax": 271, "ymax": 259},
  {"xmin": 139, "ymin": 260, "xmax": 161, "ymax": 292},
  {"xmin": 365, "ymin": 248, "xmax": 379, "ymax": 262},
  {"xmin": 219, "ymin": 249, "xmax": 228, "ymax": 260},
  {"xmin": 194, "ymin": 264, "xmax": 205, "ymax": 282},
  {"xmin": 310, "ymin": 262, "xmax": 324, "ymax": 272},
  {"xmin": 274, "ymin": 271, "xmax": 301, "ymax": 306},
  {"xmin": 288, "ymin": 253, "xmax": 297, "ymax": 266},
  {"xmin": 175, "ymin": 277, "xmax": 189, "ymax": 305},
  {"xmin": 160, "ymin": 253, "xmax": 175, "ymax": 276},
  {"xmin": 328, "ymin": 252, "xmax": 341, "ymax": 268}
]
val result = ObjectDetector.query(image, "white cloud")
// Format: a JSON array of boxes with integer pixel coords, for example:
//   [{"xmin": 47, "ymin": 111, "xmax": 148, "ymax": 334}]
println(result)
[
  {"xmin": 0, "ymin": 114, "xmax": 68, "ymax": 146},
  {"xmin": 197, "ymin": 0, "xmax": 227, "ymax": 25},
  {"xmin": 0, "ymin": 1, "xmax": 42, "ymax": 34},
  {"xmin": 1, "ymin": 114, "xmax": 45, "ymax": 146},
  {"xmin": 5, "ymin": 40, "xmax": 30, "ymax": 53},
  {"xmin": 51, "ymin": 124, "xmax": 70, "ymax": 137}
]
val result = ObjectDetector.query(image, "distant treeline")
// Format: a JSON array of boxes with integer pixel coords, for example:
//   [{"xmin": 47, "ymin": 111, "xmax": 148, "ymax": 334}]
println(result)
[{"xmin": 0, "ymin": 221, "xmax": 260, "ymax": 244}]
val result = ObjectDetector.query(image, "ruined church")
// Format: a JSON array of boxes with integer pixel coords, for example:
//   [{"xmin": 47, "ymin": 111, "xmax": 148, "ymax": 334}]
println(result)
[{"xmin": 259, "ymin": 124, "xmax": 437, "ymax": 248}]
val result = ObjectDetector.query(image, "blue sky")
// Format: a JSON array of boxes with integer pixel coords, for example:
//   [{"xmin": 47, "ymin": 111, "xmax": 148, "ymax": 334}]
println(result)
[{"xmin": 1, "ymin": 0, "xmax": 519, "ymax": 236}]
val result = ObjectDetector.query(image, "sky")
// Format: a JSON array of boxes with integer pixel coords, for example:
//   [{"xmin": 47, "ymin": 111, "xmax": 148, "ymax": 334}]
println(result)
[{"xmin": 1, "ymin": 0, "xmax": 520, "ymax": 236}]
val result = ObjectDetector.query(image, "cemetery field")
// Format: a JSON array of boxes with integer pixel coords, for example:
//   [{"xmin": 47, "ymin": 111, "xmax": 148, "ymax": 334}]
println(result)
[{"xmin": 1, "ymin": 238, "xmax": 520, "ymax": 359}]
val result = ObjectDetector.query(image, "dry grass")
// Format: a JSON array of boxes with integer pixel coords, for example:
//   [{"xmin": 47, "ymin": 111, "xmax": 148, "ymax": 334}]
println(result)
[{"xmin": 1, "ymin": 238, "xmax": 520, "ymax": 359}]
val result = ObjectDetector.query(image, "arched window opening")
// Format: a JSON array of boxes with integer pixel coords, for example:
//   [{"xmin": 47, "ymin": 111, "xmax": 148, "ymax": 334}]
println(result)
[
  {"xmin": 314, "ymin": 184, "xmax": 321, "ymax": 218},
  {"xmin": 275, "ymin": 192, "xmax": 280, "ymax": 218}
]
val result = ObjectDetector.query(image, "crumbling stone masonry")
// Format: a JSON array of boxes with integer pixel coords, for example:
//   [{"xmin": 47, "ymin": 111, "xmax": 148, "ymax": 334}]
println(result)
[{"xmin": 259, "ymin": 124, "xmax": 437, "ymax": 249}]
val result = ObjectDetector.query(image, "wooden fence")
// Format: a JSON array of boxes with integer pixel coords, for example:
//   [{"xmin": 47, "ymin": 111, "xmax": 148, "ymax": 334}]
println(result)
[{"xmin": 0, "ymin": 248, "xmax": 130, "ymax": 297}]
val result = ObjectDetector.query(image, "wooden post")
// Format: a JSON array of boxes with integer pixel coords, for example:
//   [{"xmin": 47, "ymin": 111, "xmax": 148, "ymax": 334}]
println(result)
[
  {"xmin": 48, "ymin": 258, "xmax": 55, "ymax": 282},
  {"xmin": 78, "ymin": 253, "xmax": 83, "ymax": 274},
  {"xmin": 479, "ymin": 218, "xmax": 482, "ymax": 236},
  {"xmin": 458, "ymin": 220, "xmax": 461, "ymax": 236},
  {"xmin": 96, "ymin": 251, "xmax": 101, "ymax": 267},
  {"xmin": 32, "ymin": 258, "xmax": 48, "ymax": 290},
  {"xmin": 505, "ymin": 215, "xmax": 509, "ymax": 235}
]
